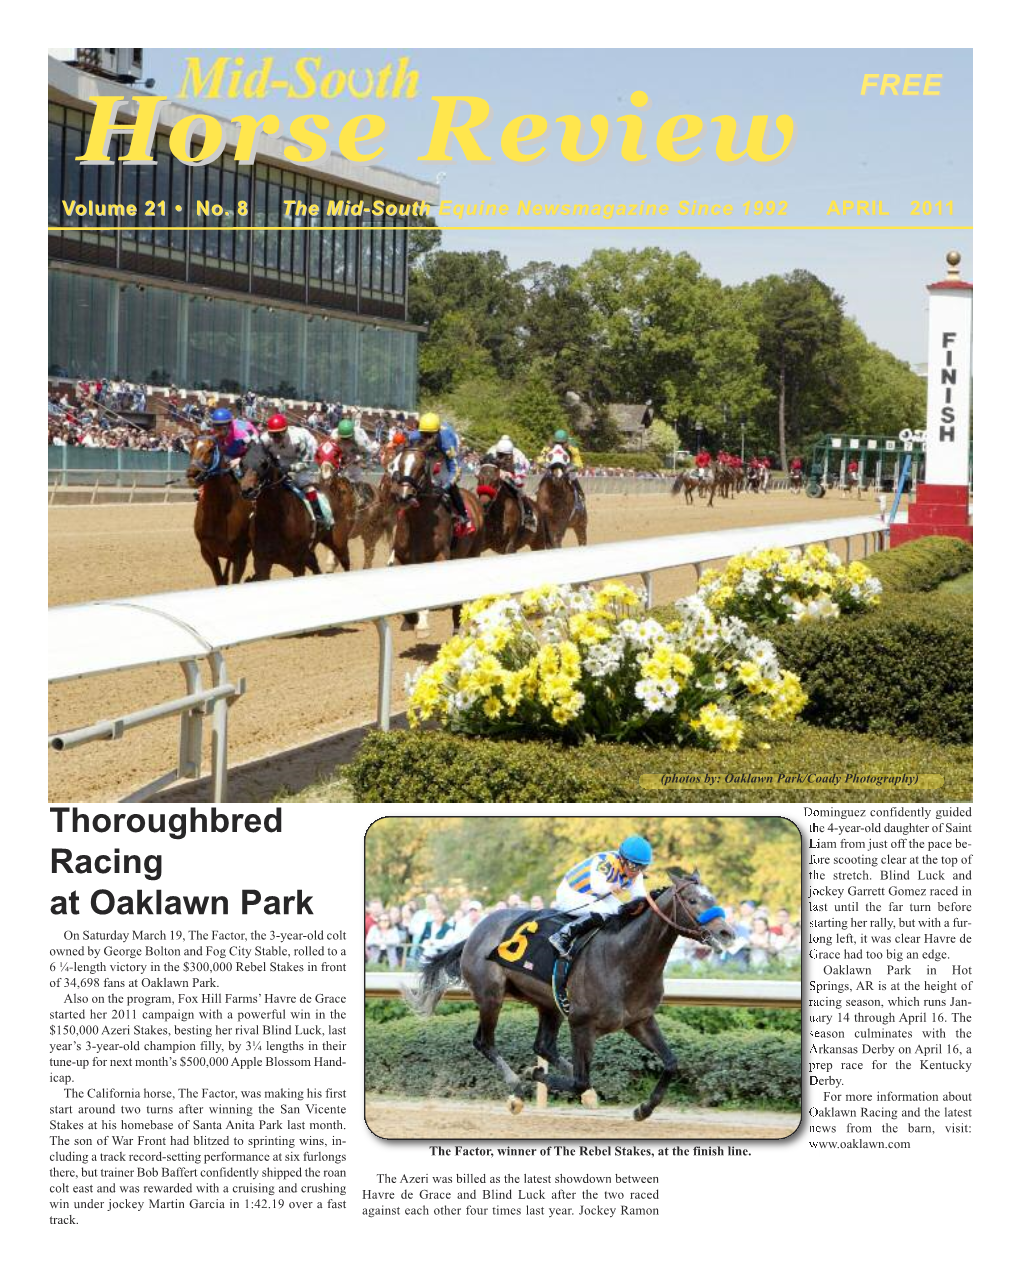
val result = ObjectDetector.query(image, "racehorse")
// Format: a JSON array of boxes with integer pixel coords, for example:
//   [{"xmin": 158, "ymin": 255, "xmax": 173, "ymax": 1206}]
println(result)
[
  {"xmin": 238, "ymin": 440, "xmax": 336, "ymax": 580},
  {"xmin": 535, "ymin": 447, "xmax": 588, "ymax": 548},
  {"xmin": 671, "ymin": 470, "xmax": 700, "ymax": 506},
  {"xmin": 316, "ymin": 446, "xmax": 388, "ymax": 571},
  {"xmin": 407, "ymin": 870, "xmax": 735, "ymax": 1120},
  {"xmin": 186, "ymin": 436, "xmax": 253, "ymax": 585},
  {"xmin": 390, "ymin": 445, "xmax": 485, "ymax": 632},
  {"xmin": 476, "ymin": 462, "xmax": 549, "ymax": 554}
]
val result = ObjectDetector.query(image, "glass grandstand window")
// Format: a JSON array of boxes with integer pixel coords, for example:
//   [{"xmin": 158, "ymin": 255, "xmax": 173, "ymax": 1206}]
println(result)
[
  {"xmin": 187, "ymin": 294, "xmax": 243, "ymax": 389},
  {"xmin": 48, "ymin": 269, "xmax": 117, "ymax": 379}
]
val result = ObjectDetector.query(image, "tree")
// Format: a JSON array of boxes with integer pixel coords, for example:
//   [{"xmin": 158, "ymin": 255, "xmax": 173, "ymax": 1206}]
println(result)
[
  {"xmin": 510, "ymin": 361, "xmax": 568, "ymax": 452},
  {"xmin": 754, "ymin": 271, "xmax": 845, "ymax": 468},
  {"xmin": 418, "ymin": 311, "xmax": 495, "ymax": 396}
]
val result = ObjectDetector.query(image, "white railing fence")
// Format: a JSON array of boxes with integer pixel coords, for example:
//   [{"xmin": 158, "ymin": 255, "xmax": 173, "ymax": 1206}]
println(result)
[{"xmin": 49, "ymin": 514, "xmax": 887, "ymax": 801}]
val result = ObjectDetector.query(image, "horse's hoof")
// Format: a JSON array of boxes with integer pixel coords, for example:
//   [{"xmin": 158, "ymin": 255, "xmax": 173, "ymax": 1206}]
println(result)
[
  {"xmin": 507, "ymin": 1096, "xmax": 524, "ymax": 1116},
  {"xmin": 580, "ymin": 1089, "xmax": 598, "ymax": 1110},
  {"xmin": 633, "ymin": 1105, "xmax": 649, "ymax": 1122}
]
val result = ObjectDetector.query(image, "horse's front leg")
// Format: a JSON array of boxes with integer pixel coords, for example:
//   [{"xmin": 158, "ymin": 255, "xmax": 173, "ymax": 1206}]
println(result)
[
  {"xmin": 626, "ymin": 1016, "xmax": 677, "ymax": 1122},
  {"xmin": 534, "ymin": 1022, "xmax": 598, "ymax": 1108}
]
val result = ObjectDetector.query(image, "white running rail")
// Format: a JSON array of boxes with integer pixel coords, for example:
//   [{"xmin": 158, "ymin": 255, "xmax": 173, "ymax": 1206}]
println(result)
[
  {"xmin": 366, "ymin": 971, "xmax": 801, "ymax": 1008},
  {"xmin": 49, "ymin": 513, "xmax": 887, "ymax": 801}
]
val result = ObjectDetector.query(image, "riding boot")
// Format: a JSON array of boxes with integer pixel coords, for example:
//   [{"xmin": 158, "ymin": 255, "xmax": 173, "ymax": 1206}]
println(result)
[
  {"xmin": 549, "ymin": 913, "xmax": 602, "ymax": 959},
  {"xmin": 306, "ymin": 487, "xmax": 334, "ymax": 532},
  {"xmin": 449, "ymin": 484, "xmax": 476, "ymax": 537}
]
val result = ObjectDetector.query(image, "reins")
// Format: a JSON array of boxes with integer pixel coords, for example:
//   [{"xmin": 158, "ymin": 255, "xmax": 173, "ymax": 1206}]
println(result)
[{"xmin": 643, "ymin": 881, "xmax": 726, "ymax": 945}]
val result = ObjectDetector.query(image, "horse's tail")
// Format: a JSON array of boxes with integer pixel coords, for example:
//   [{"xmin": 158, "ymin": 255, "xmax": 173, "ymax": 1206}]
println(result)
[{"xmin": 403, "ymin": 942, "xmax": 466, "ymax": 1017}]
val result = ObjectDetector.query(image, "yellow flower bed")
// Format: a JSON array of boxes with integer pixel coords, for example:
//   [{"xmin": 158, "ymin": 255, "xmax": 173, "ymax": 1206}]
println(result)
[
  {"xmin": 698, "ymin": 544, "xmax": 882, "ymax": 626},
  {"xmin": 405, "ymin": 581, "xmax": 806, "ymax": 750}
]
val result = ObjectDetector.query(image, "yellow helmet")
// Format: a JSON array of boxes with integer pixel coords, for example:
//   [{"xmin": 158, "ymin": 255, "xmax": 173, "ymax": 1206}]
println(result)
[{"xmin": 419, "ymin": 412, "xmax": 442, "ymax": 434}]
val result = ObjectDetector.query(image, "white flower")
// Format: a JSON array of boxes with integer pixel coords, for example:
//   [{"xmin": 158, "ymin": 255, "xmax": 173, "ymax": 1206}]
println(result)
[{"xmin": 714, "ymin": 672, "xmax": 728, "ymax": 690}]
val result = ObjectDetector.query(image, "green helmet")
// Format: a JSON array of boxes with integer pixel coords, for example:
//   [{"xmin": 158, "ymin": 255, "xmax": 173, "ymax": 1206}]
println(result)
[
  {"xmin": 337, "ymin": 419, "xmax": 355, "ymax": 439},
  {"xmin": 553, "ymin": 429, "xmax": 569, "ymax": 443}
]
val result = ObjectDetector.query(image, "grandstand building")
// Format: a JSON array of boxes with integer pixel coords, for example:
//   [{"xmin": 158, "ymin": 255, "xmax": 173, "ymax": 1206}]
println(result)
[{"xmin": 48, "ymin": 51, "xmax": 438, "ymax": 407}]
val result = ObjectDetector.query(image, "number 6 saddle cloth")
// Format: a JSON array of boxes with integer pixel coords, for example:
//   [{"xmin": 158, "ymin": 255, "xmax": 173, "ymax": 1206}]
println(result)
[{"xmin": 487, "ymin": 910, "xmax": 589, "ymax": 985}]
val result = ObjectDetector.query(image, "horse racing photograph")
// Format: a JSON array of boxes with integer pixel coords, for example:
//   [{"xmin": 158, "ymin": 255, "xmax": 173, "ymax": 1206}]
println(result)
[
  {"xmin": 363, "ymin": 815, "xmax": 802, "ymax": 1141},
  {"xmin": 47, "ymin": 48, "xmax": 973, "ymax": 805}
]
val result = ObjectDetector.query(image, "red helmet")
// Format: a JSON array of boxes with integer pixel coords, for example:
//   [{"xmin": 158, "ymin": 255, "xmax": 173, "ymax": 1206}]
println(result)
[{"xmin": 266, "ymin": 413, "xmax": 288, "ymax": 434}]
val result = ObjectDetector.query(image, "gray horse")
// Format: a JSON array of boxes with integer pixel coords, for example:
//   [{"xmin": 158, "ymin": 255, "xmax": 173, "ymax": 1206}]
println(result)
[{"xmin": 405, "ymin": 870, "xmax": 736, "ymax": 1121}]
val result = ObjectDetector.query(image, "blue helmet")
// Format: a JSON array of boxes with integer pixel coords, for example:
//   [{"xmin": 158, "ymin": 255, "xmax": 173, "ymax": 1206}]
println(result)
[
  {"xmin": 618, "ymin": 835, "xmax": 653, "ymax": 867},
  {"xmin": 210, "ymin": 408, "xmax": 233, "ymax": 425}
]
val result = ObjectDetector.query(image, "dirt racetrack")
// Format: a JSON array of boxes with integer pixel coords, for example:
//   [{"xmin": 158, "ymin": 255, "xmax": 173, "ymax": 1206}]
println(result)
[
  {"xmin": 366, "ymin": 1095, "xmax": 800, "ymax": 1140},
  {"xmin": 49, "ymin": 487, "xmax": 882, "ymax": 802}
]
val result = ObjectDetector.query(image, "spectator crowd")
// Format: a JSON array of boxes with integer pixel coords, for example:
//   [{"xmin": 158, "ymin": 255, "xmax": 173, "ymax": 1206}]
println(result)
[{"xmin": 365, "ymin": 893, "xmax": 800, "ymax": 972}]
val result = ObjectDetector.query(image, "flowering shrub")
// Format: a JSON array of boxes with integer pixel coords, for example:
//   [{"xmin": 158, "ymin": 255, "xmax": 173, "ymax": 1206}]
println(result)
[
  {"xmin": 405, "ymin": 582, "xmax": 806, "ymax": 751},
  {"xmin": 697, "ymin": 544, "xmax": 882, "ymax": 626}
]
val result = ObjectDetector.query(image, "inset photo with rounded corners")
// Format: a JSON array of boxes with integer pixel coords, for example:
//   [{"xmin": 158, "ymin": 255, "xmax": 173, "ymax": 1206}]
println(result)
[{"xmin": 364, "ymin": 814, "xmax": 802, "ymax": 1141}]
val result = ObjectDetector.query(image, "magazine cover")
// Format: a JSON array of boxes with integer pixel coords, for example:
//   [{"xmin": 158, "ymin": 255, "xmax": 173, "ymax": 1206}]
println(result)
[{"xmin": 18, "ymin": 24, "xmax": 1000, "ymax": 1279}]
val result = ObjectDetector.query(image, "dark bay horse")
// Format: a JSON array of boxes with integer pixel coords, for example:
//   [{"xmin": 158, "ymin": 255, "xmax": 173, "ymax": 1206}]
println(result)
[
  {"xmin": 476, "ymin": 463, "xmax": 549, "ymax": 554},
  {"xmin": 407, "ymin": 870, "xmax": 735, "ymax": 1120},
  {"xmin": 239, "ymin": 440, "xmax": 335, "ymax": 580},
  {"xmin": 390, "ymin": 445, "xmax": 484, "ymax": 633},
  {"xmin": 187, "ymin": 436, "xmax": 252, "ymax": 585},
  {"xmin": 535, "ymin": 452, "xmax": 587, "ymax": 549}
]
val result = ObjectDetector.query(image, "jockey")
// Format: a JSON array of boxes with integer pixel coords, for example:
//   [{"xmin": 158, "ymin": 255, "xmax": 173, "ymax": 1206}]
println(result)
[
  {"xmin": 412, "ymin": 411, "xmax": 476, "ymax": 536},
  {"xmin": 549, "ymin": 836, "xmax": 654, "ymax": 958},
  {"xmin": 261, "ymin": 412, "xmax": 334, "ymax": 531},
  {"xmin": 789, "ymin": 456, "xmax": 804, "ymax": 473},
  {"xmin": 332, "ymin": 418, "xmax": 369, "ymax": 483},
  {"xmin": 545, "ymin": 428, "xmax": 585, "ymax": 506},
  {"xmin": 485, "ymin": 434, "xmax": 530, "ymax": 488},
  {"xmin": 545, "ymin": 427, "xmax": 582, "ymax": 471},
  {"xmin": 483, "ymin": 433, "xmax": 532, "ymax": 528},
  {"xmin": 210, "ymin": 407, "xmax": 256, "ymax": 472}
]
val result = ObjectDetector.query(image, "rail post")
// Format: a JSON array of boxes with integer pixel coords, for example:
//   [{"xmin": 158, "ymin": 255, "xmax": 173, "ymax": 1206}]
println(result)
[
  {"xmin": 375, "ymin": 618, "xmax": 393, "ymax": 730},
  {"xmin": 177, "ymin": 660, "xmax": 204, "ymax": 782},
  {"xmin": 208, "ymin": 651, "xmax": 230, "ymax": 802}
]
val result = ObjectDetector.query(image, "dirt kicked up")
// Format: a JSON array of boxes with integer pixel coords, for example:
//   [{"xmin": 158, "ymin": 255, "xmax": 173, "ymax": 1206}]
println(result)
[
  {"xmin": 365, "ymin": 1095, "xmax": 800, "ymax": 1140},
  {"xmin": 48, "ymin": 487, "xmax": 882, "ymax": 802}
]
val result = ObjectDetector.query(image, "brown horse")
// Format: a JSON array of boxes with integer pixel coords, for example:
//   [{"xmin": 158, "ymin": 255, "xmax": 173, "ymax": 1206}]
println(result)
[
  {"xmin": 186, "ymin": 436, "xmax": 253, "ymax": 585},
  {"xmin": 671, "ymin": 470, "xmax": 700, "ymax": 506},
  {"xmin": 476, "ymin": 463, "xmax": 549, "ymax": 554},
  {"xmin": 318, "ymin": 461, "xmax": 388, "ymax": 571},
  {"xmin": 535, "ymin": 453, "xmax": 587, "ymax": 549},
  {"xmin": 390, "ymin": 445, "xmax": 484, "ymax": 632},
  {"xmin": 238, "ymin": 440, "xmax": 335, "ymax": 580}
]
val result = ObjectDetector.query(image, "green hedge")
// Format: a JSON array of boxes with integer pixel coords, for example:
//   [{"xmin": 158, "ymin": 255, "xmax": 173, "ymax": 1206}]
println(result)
[
  {"xmin": 365, "ymin": 1005, "xmax": 801, "ymax": 1108},
  {"xmin": 581, "ymin": 451, "xmax": 666, "ymax": 471},
  {"xmin": 862, "ymin": 536, "xmax": 973, "ymax": 594},
  {"xmin": 366, "ymin": 997, "xmax": 801, "ymax": 1035},
  {"xmin": 770, "ymin": 592, "xmax": 972, "ymax": 744},
  {"xmin": 345, "ymin": 722, "xmax": 970, "ymax": 803}
]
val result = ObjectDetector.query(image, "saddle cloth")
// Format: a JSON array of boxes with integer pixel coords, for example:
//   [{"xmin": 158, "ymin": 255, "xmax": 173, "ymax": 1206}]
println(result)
[{"xmin": 487, "ymin": 909, "xmax": 572, "ymax": 984}]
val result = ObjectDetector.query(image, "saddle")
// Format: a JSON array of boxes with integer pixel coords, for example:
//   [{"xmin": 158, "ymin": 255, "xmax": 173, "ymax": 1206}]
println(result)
[{"xmin": 488, "ymin": 909, "xmax": 610, "ymax": 1014}]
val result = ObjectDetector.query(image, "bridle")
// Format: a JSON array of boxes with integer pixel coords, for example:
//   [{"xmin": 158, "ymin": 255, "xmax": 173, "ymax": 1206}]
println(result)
[
  {"xmin": 393, "ymin": 446, "xmax": 441, "ymax": 504},
  {"xmin": 643, "ymin": 878, "xmax": 727, "ymax": 946},
  {"xmin": 188, "ymin": 439, "xmax": 228, "ymax": 485},
  {"xmin": 240, "ymin": 441, "xmax": 287, "ymax": 500}
]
